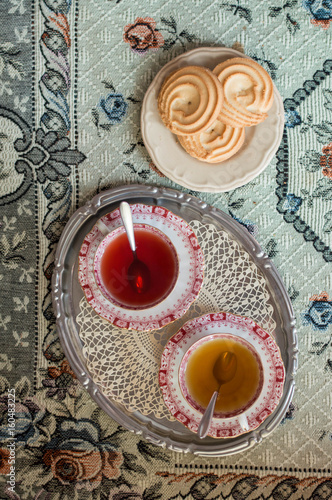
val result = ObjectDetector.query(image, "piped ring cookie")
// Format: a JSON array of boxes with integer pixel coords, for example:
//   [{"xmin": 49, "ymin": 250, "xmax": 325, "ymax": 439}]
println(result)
[
  {"xmin": 213, "ymin": 58, "xmax": 274, "ymax": 127},
  {"xmin": 158, "ymin": 66, "xmax": 224, "ymax": 136},
  {"xmin": 178, "ymin": 118, "xmax": 245, "ymax": 163}
]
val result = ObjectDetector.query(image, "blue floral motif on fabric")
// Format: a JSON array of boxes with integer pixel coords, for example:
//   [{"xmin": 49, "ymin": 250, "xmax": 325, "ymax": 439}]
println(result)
[
  {"xmin": 303, "ymin": 0, "xmax": 332, "ymax": 21},
  {"xmin": 98, "ymin": 93, "xmax": 128, "ymax": 124},
  {"xmin": 44, "ymin": 419, "xmax": 116, "ymax": 453},
  {"xmin": 303, "ymin": 296, "xmax": 332, "ymax": 331},
  {"xmin": 285, "ymin": 109, "xmax": 302, "ymax": 128},
  {"xmin": 0, "ymin": 395, "xmax": 47, "ymax": 446},
  {"xmin": 282, "ymin": 193, "xmax": 303, "ymax": 213}
]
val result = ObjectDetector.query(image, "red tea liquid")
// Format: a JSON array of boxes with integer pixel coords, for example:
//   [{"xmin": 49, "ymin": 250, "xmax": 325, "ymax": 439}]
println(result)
[{"xmin": 100, "ymin": 227, "xmax": 178, "ymax": 308}]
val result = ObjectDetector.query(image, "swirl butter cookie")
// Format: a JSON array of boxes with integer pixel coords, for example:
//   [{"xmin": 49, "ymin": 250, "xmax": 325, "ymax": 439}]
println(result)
[
  {"xmin": 158, "ymin": 66, "xmax": 224, "ymax": 136},
  {"xmin": 213, "ymin": 58, "xmax": 274, "ymax": 127},
  {"xmin": 178, "ymin": 118, "xmax": 245, "ymax": 163}
]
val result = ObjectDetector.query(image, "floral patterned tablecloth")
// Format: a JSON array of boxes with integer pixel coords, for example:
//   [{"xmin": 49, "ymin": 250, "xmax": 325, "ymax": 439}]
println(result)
[{"xmin": 1, "ymin": 0, "xmax": 332, "ymax": 498}]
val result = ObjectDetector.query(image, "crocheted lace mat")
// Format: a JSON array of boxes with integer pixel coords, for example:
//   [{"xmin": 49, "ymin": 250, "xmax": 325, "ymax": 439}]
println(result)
[{"xmin": 76, "ymin": 220, "xmax": 276, "ymax": 420}]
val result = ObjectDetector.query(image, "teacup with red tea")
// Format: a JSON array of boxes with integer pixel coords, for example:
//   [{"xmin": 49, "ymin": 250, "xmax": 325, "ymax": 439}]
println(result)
[
  {"xmin": 94, "ymin": 223, "xmax": 179, "ymax": 310},
  {"xmin": 78, "ymin": 203, "xmax": 204, "ymax": 330}
]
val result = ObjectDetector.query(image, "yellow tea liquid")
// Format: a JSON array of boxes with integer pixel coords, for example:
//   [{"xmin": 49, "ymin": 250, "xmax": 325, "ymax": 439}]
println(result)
[{"xmin": 184, "ymin": 337, "xmax": 262, "ymax": 414}]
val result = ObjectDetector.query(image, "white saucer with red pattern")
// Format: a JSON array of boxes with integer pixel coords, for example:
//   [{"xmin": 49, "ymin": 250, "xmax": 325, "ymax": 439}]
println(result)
[
  {"xmin": 78, "ymin": 204, "xmax": 204, "ymax": 331},
  {"xmin": 159, "ymin": 312, "xmax": 285, "ymax": 438}
]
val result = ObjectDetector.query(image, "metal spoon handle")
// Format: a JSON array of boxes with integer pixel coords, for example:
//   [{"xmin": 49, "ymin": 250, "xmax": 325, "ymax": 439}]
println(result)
[
  {"xmin": 197, "ymin": 390, "xmax": 218, "ymax": 439},
  {"xmin": 120, "ymin": 201, "xmax": 136, "ymax": 253}
]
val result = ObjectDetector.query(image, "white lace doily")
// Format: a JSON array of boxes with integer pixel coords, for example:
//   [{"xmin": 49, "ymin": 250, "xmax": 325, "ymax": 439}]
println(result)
[{"xmin": 76, "ymin": 220, "xmax": 276, "ymax": 420}]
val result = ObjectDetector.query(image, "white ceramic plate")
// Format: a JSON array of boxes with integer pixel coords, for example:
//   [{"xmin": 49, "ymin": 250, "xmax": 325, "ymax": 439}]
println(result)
[
  {"xmin": 159, "ymin": 312, "xmax": 285, "ymax": 438},
  {"xmin": 141, "ymin": 47, "xmax": 284, "ymax": 192},
  {"xmin": 78, "ymin": 203, "xmax": 204, "ymax": 331}
]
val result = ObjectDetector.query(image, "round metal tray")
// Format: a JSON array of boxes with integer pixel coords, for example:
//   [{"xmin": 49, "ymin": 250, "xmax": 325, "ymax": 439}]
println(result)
[{"xmin": 52, "ymin": 184, "xmax": 298, "ymax": 457}]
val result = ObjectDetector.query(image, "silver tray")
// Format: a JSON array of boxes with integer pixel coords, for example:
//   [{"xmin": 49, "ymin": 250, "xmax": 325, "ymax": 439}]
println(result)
[{"xmin": 52, "ymin": 184, "xmax": 298, "ymax": 457}]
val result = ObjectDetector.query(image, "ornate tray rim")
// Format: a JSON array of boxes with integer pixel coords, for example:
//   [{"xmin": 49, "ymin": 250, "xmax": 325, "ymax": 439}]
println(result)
[{"xmin": 52, "ymin": 184, "xmax": 298, "ymax": 457}]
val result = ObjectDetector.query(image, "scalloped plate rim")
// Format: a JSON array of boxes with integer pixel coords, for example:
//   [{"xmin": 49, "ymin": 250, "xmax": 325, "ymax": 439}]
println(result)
[{"xmin": 141, "ymin": 47, "xmax": 285, "ymax": 192}]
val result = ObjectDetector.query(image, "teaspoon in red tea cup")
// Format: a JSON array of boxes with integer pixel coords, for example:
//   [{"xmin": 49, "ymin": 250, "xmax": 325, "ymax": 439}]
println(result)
[{"xmin": 119, "ymin": 201, "xmax": 150, "ymax": 294}]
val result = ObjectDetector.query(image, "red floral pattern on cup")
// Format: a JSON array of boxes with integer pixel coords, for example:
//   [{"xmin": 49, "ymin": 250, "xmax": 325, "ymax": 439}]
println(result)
[
  {"xmin": 78, "ymin": 204, "xmax": 204, "ymax": 331},
  {"xmin": 159, "ymin": 312, "xmax": 285, "ymax": 438}
]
